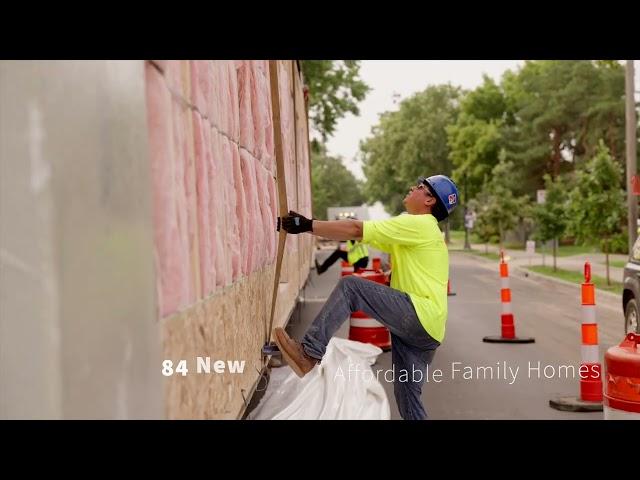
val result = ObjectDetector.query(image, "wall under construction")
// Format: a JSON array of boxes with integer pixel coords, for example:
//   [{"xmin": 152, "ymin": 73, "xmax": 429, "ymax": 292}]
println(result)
[
  {"xmin": 0, "ymin": 60, "xmax": 312, "ymax": 419},
  {"xmin": 148, "ymin": 60, "xmax": 312, "ymax": 419}
]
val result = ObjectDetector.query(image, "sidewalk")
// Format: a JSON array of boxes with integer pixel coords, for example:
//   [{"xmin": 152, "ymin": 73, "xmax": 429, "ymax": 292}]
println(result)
[{"xmin": 462, "ymin": 242, "xmax": 627, "ymax": 283}]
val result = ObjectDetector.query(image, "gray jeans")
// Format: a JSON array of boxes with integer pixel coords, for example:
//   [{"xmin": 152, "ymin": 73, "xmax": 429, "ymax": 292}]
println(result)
[{"xmin": 301, "ymin": 275, "xmax": 441, "ymax": 420}]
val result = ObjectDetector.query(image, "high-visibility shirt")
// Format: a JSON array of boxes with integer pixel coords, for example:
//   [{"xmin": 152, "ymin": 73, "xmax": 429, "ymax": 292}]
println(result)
[
  {"xmin": 362, "ymin": 213, "xmax": 448, "ymax": 342},
  {"xmin": 346, "ymin": 240, "xmax": 369, "ymax": 265}
]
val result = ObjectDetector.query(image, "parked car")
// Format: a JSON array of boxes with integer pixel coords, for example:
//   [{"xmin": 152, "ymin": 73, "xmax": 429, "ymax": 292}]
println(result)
[{"xmin": 622, "ymin": 235, "xmax": 640, "ymax": 334}]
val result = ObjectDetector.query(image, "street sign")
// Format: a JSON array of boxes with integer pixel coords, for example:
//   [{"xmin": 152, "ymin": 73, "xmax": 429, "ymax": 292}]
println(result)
[
  {"xmin": 464, "ymin": 211, "xmax": 476, "ymax": 229},
  {"xmin": 526, "ymin": 240, "xmax": 535, "ymax": 255},
  {"xmin": 632, "ymin": 175, "xmax": 640, "ymax": 196}
]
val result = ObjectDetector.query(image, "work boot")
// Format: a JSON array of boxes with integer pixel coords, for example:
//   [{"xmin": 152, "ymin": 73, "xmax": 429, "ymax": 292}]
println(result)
[{"xmin": 273, "ymin": 327, "xmax": 319, "ymax": 378}]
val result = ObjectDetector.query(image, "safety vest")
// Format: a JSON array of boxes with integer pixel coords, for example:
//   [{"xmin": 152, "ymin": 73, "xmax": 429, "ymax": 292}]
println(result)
[{"xmin": 346, "ymin": 240, "xmax": 369, "ymax": 265}]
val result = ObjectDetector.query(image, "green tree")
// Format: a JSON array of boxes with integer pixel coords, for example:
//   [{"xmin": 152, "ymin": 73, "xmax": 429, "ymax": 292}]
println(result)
[
  {"xmin": 533, "ymin": 174, "xmax": 569, "ymax": 271},
  {"xmin": 501, "ymin": 60, "xmax": 625, "ymax": 194},
  {"xmin": 479, "ymin": 158, "xmax": 523, "ymax": 249},
  {"xmin": 516, "ymin": 195, "xmax": 536, "ymax": 245},
  {"xmin": 447, "ymin": 76, "xmax": 509, "ymax": 199},
  {"xmin": 578, "ymin": 62, "xmax": 626, "ymax": 162},
  {"xmin": 461, "ymin": 75, "xmax": 508, "ymax": 121},
  {"xmin": 447, "ymin": 116, "xmax": 504, "ymax": 200},
  {"xmin": 360, "ymin": 84, "xmax": 461, "ymax": 215},
  {"xmin": 567, "ymin": 140, "xmax": 626, "ymax": 284},
  {"xmin": 311, "ymin": 147, "xmax": 365, "ymax": 220},
  {"xmin": 468, "ymin": 193, "xmax": 498, "ymax": 253},
  {"xmin": 301, "ymin": 61, "xmax": 370, "ymax": 143}
]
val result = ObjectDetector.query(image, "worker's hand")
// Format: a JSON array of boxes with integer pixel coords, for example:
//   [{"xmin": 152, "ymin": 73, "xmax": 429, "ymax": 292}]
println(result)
[{"xmin": 277, "ymin": 210, "xmax": 313, "ymax": 234}]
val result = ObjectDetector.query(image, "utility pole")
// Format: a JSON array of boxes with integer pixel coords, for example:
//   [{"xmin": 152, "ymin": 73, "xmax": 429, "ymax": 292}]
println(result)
[{"xmin": 626, "ymin": 60, "xmax": 638, "ymax": 254}]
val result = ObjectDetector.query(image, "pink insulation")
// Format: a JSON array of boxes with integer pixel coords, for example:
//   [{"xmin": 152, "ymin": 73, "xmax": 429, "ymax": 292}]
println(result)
[
  {"xmin": 145, "ymin": 63, "xmax": 190, "ymax": 317},
  {"xmin": 250, "ymin": 61, "xmax": 266, "ymax": 163},
  {"xmin": 164, "ymin": 60, "xmax": 191, "ymax": 103},
  {"xmin": 209, "ymin": 128, "xmax": 233, "ymax": 288},
  {"xmin": 163, "ymin": 60, "xmax": 182, "ymax": 94},
  {"xmin": 221, "ymin": 135, "xmax": 241, "ymax": 281},
  {"xmin": 240, "ymin": 149, "xmax": 265, "ymax": 272},
  {"xmin": 255, "ymin": 161, "xmax": 277, "ymax": 262},
  {"xmin": 227, "ymin": 61, "xmax": 240, "ymax": 142},
  {"xmin": 231, "ymin": 142, "xmax": 249, "ymax": 276},
  {"xmin": 171, "ymin": 98, "xmax": 196, "ymax": 304},
  {"xmin": 180, "ymin": 104, "xmax": 201, "ymax": 301},
  {"xmin": 192, "ymin": 111, "xmax": 214, "ymax": 297},
  {"xmin": 146, "ymin": 60, "xmax": 310, "ymax": 319},
  {"xmin": 263, "ymin": 61, "xmax": 275, "ymax": 176},
  {"xmin": 151, "ymin": 60, "xmax": 168, "ymax": 73},
  {"xmin": 209, "ymin": 61, "xmax": 221, "ymax": 130},
  {"xmin": 190, "ymin": 61, "xmax": 211, "ymax": 119},
  {"xmin": 213, "ymin": 61, "xmax": 228, "ymax": 135},
  {"xmin": 253, "ymin": 61, "xmax": 276, "ymax": 174},
  {"xmin": 202, "ymin": 120, "xmax": 226, "ymax": 289},
  {"xmin": 237, "ymin": 60, "xmax": 255, "ymax": 154}
]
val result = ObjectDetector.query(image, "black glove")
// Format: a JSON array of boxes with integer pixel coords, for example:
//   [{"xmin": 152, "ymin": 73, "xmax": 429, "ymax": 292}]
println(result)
[{"xmin": 276, "ymin": 210, "xmax": 313, "ymax": 234}]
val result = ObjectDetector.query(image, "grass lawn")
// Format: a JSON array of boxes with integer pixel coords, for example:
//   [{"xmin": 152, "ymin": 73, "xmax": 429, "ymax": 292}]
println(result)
[
  {"xmin": 465, "ymin": 250, "xmax": 502, "ymax": 262},
  {"xmin": 600, "ymin": 259, "xmax": 627, "ymax": 269},
  {"xmin": 526, "ymin": 265, "xmax": 623, "ymax": 295},
  {"xmin": 537, "ymin": 244, "xmax": 600, "ymax": 257},
  {"xmin": 449, "ymin": 230, "xmax": 465, "ymax": 242},
  {"xmin": 480, "ymin": 242, "xmax": 601, "ymax": 257}
]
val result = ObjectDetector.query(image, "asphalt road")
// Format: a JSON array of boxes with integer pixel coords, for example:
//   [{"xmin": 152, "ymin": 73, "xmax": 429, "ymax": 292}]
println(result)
[{"xmin": 286, "ymin": 248, "xmax": 625, "ymax": 419}]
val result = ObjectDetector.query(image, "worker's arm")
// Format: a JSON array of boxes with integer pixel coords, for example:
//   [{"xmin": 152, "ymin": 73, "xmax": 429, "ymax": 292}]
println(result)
[
  {"xmin": 311, "ymin": 220, "xmax": 363, "ymax": 241},
  {"xmin": 278, "ymin": 210, "xmax": 363, "ymax": 241}
]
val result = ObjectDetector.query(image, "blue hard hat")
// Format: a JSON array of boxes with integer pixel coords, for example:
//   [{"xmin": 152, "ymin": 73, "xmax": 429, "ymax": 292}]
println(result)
[{"xmin": 419, "ymin": 175, "xmax": 459, "ymax": 221}]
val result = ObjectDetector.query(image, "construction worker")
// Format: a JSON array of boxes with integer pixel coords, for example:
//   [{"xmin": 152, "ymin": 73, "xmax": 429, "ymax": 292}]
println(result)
[
  {"xmin": 315, "ymin": 216, "xmax": 369, "ymax": 275},
  {"xmin": 275, "ymin": 174, "xmax": 458, "ymax": 420}
]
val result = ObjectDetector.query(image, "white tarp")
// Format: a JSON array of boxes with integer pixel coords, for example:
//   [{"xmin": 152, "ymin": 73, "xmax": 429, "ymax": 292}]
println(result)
[{"xmin": 248, "ymin": 338, "xmax": 390, "ymax": 420}]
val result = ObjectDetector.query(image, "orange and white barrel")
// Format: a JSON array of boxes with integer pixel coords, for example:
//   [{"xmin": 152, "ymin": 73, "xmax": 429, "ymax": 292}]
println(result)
[
  {"xmin": 341, "ymin": 260, "xmax": 354, "ymax": 277},
  {"xmin": 372, "ymin": 257, "xmax": 382, "ymax": 270},
  {"xmin": 604, "ymin": 332, "xmax": 640, "ymax": 419},
  {"xmin": 348, "ymin": 269, "xmax": 391, "ymax": 351}
]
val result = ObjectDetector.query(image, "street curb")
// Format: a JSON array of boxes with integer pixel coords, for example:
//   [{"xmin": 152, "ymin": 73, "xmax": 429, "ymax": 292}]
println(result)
[
  {"xmin": 514, "ymin": 265, "xmax": 622, "ymax": 301},
  {"xmin": 455, "ymin": 250, "xmax": 622, "ymax": 302},
  {"xmin": 452, "ymin": 250, "xmax": 499, "ymax": 263},
  {"xmin": 450, "ymin": 249, "xmax": 493, "ymax": 256}
]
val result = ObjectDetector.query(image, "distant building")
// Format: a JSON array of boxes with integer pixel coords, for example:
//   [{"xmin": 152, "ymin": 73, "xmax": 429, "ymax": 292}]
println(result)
[{"xmin": 327, "ymin": 205, "xmax": 370, "ymax": 221}]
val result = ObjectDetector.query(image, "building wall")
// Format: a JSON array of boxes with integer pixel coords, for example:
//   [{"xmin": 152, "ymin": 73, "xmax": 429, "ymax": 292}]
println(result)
[
  {"xmin": 0, "ymin": 60, "xmax": 162, "ymax": 419},
  {"xmin": 0, "ymin": 60, "xmax": 312, "ymax": 419}
]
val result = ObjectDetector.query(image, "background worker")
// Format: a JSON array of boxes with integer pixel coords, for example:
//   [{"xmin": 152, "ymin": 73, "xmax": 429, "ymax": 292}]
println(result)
[
  {"xmin": 274, "ymin": 174, "xmax": 459, "ymax": 420},
  {"xmin": 315, "ymin": 216, "xmax": 369, "ymax": 275}
]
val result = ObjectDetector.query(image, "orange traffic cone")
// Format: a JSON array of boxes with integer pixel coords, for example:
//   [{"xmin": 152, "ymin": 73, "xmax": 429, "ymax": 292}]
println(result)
[
  {"xmin": 483, "ymin": 250, "xmax": 534, "ymax": 344},
  {"xmin": 549, "ymin": 262, "xmax": 603, "ymax": 412}
]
